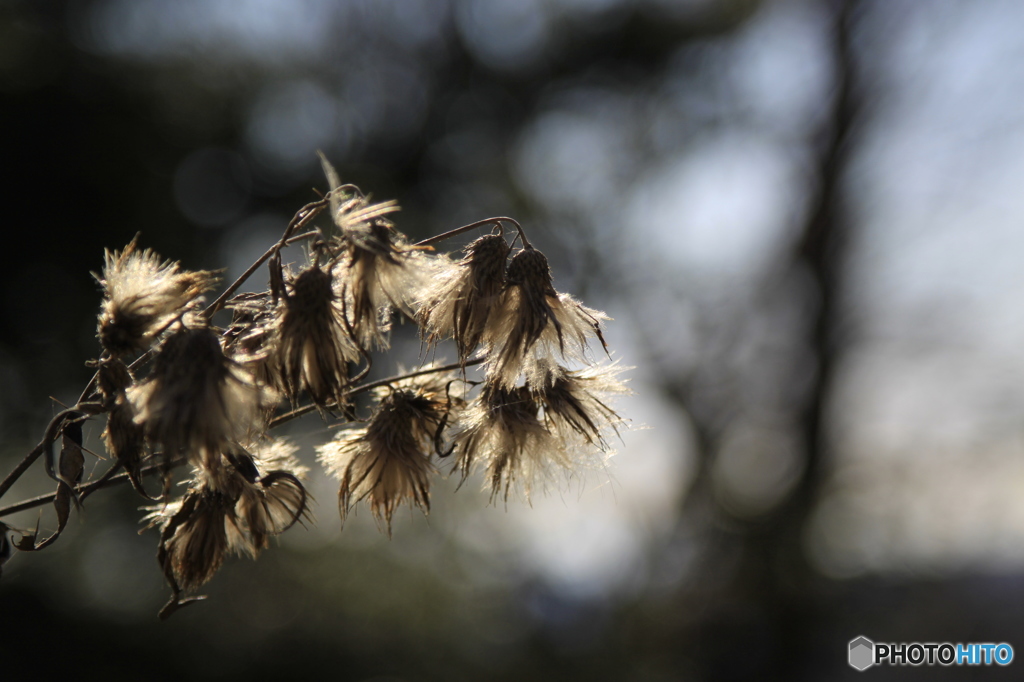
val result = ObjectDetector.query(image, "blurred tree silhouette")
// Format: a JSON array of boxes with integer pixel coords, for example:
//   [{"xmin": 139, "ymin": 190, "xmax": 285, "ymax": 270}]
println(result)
[{"xmin": 652, "ymin": 1, "xmax": 861, "ymax": 676}]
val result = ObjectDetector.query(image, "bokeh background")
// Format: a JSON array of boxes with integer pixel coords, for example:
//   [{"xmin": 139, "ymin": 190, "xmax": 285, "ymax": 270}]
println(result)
[{"xmin": 3, "ymin": 0, "xmax": 1024, "ymax": 679}]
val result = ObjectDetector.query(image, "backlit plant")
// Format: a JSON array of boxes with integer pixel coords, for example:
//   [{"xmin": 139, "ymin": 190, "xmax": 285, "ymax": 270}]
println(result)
[{"xmin": 0, "ymin": 156, "xmax": 628, "ymax": 619}]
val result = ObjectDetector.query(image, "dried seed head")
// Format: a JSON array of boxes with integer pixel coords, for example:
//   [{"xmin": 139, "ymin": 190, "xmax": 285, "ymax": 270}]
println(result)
[
  {"xmin": 330, "ymin": 190, "xmax": 402, "ymax": 245},
  {"xmin": 532, "ymin": 361, "xmax": 630, "ymax": 451},
  {"xmin": 96, "ymin": 239, "xmax": 218, "ymax": 356},
  {"xmin": 452, "ymin": 383, "xmax": 562, "ymax": 503},
  {"xmin": 128, "ymin": 326, "xmax": 268, "ymax": 467},
  {"xmin": 320, "ymin": 176, "xmax": 432, "ymax": 350},
  {"xmin": 484, "ymin": 247, "xmax": 609, "ymax": 389},
  {"xmin": 317, "ymin": 425, "xmax": 431, "ymax": 536},
  {"xmin": 419, "ymin": 234, "xmax": 509, "ymax": 361},
  {"xmin": 334, "ymin": 222, "xmax": 432, "ymax": 351},
  {"xmin": 148, "ymin": 440, "xmax": 308, "ymax": 593},
  {"xmin": 319, "ymin": 156, "xmax": 434, "ymax": 350},
  {"xmin": 371, "ymin": 367, "xmax": 464, "ymax": 444},
  {"xmin": 272, "ymin": 265, "xmax": 359, "ymax": 406},
  {"xmin": 237, "ymin": 471, "xmax": 307, "ymax": 553},
  {"xmin": 233, "ymin": 440, "xmax": 310, "ymax": 553},
  {"xmin": 223, "ymin": 291, "xmax": 285, "ymax": 399},
  {"xmin": 316, "ymin": 377, "xmax": 458, "ymax": 535},
  {"xmin": 150, "ymin": 489, "xmax": 233, "ymax": 593},
  {"xmin": 199, "ymin": 441, "xmax": 309, "ymax": 553}
]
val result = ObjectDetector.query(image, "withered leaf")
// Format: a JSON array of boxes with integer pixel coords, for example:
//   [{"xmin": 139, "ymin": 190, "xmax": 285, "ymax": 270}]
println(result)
[
  {"xmin": 59, "ymin": 420, "xmax": 85, "ymax": 488},
  {"xmin": 18, "ymin": 421, "xmax": 86, "ymax": 551}
]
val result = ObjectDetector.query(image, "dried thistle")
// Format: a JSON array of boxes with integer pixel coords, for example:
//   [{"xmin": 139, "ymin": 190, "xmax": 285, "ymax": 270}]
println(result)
[
  {"xmin": 231, "ymin": 439, "xmax": 310, "ymax": 553},
  {"xmin": 452, "ymin": 382, "xmax": 568, "ymax": 503},
  {"xmin": 1, "ymin": 158, "xmax": 634, "ymax": 620},
  {"xmin": 224, "ymin": 291, "xmax": 280, "ymax": 391},
  {"xmin": 147, "ymin": 440, "xmax": 308, "ymax": 600},
  {"xmin": 128, "ymin": 326, "xmax": 269, "ymax": 469},
  {"xmin": 484, "ymin": 247, "xmax": 609, "ymax": 389},
  {"xmin": 532, "ymin": 361, "xmax": 630, "ymax": 451},
  {"xmin": 95, "ymin": 238, "xmax": 218, "ymax": 357},
  {"xmin": 271, "ymin": 263, "xmax": 360, "ymax": 407},
  {"xmin": 149, "ymin": 486, "xmax": 233, "ymax": 595},
  {"xmin": 333, "ymin": 206, "xmax": 432, "ymax": 350},
  {"xmin": 317, "ymin": 370, "xmax": 460, "ymax": 535},
  {"xmin": 320, "ymin": 155, "xmax": 431, "ymax": 350},
  {"xmin": 419, "ymin": 233, "xmax": 509, "ymax": 362},
  {"xmin": 377, "ymin": 368, "xmax": 465, "ymax": 445}
]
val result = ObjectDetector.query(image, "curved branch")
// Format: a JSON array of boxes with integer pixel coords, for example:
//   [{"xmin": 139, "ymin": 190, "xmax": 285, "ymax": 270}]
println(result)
[
  {"xmin": 0, "ymin": 406, "xmax": 94, "ymax": 502},
  {"xmin": 269, "ymin": 357, "xmax": 485, "ymax": 428},
  {"xmin": 0, "ymin": 457, "xmax": 187, "ymax": 518},
  {"xmin": 415, "ymin": 217, "xmax": 531, "ymax": 249},
  {"xmin": 205, "ymin": 200, "xmax": 328, "ymax": 317}
]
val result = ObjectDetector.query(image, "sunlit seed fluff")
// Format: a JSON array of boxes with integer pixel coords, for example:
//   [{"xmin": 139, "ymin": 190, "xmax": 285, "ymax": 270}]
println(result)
[
  {"xmin": 231, "ymin": 440, "xmax": 310, "ymax": 554},
  {"xmin": 418, "ymin": 234, "xmax": 509, "ymax": 362},
  {"xmin": 251, "ymin": 436, "xmax": 309, "ymax": 478},
  {"xmin": 148, "ymin": 488, "xmax": 234, "ymax": 593},
  {"xmin": 531, "ymin": 361, "xmax": 630, "ymax": 451},
  {"xmin": 224, "ymin": 291, "xmax": 280, "ymax": 392},
  {"xmin": 272, "ymin": 265, "xmax": 359, "ymax": 406},
  {"xmin": 147, "ymin": 442, "xmax": 308, "ymax": 593},
  {"xmin": 96, "ymin": 239, "xmax": 218, "ymax": 356},
  {"xmin": 451, "ymin": 383, "xmax": 560, "ymax": 503},
  {"xmin": 334, "ymin": 215, "xmax": 433, "ymax": 351},
  {"xmin": 316, "ymin": 375, "xmax": 458, "ymax": 535},
  {"xmin": 128, "ymin": 326, "xmax": 268, "ymax": 468},
  {"xmin": 484, "ymin": 247, "xmax": 610, "ymax": 390},
  {"xmin": 317, "ymin": 157, "xmax": 435, "ymax": 352}
]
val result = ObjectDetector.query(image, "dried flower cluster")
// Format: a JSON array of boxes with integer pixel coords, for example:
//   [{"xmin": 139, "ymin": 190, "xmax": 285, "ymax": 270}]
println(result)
[
  {"xmin": 317, "ymin": 370, "xmax": 461, "ymax": 535},
  {"xmin": 96, "ymin": 238, "xmax": 218, "ymax": 357},
  {"xmin": 145, "ymin": 441, "xmax": 307, "ymax": 611},
  {"xmin": 0, "ymin": 157, "xmax": 630, "ymax": 617}
]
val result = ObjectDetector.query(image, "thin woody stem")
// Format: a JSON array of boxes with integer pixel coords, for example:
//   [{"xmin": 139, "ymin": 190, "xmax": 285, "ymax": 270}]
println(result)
[
  {"xmin": 209, "ymin": 229, "xmax": 321, "ymax": 315},
  {"xmin": 287, "ymin": 229, "xmax": 322, "ymax": 244},
  {"xmin": 0, "ymin": 457, "xmax": 186, "ymax": 518},
  {"xmin": 0, "ymin": 444, "xmax": 44, "ymax": 504},
  {"xmin": 350, "ymin": 357, "xmax": 485, "ymax": 395},
  {"xmin": 271, "ymin": 357, "xmax": 485, "ymax": 427},
  {"xmin": 415, "ymin": 217, "xmax": 532, "ymax": 249},
  {"xmin": 206, "ymin": 199, "xmax": 329, "ymax": 316},
  {"xmin": 77, "ymin": 460, "xmax": 124, "ymax": 504}
]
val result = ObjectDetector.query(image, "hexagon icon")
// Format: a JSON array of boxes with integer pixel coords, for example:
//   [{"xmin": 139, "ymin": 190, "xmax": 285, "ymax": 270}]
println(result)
[{"xmin": 849, "ymin": 636, "xmax": 875, "ymax": 671}]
